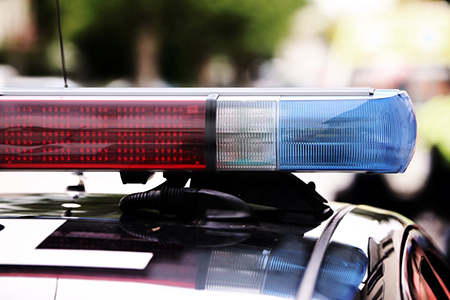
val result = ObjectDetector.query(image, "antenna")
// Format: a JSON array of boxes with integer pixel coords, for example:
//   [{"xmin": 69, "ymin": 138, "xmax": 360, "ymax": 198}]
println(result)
[{"xmin": 55, "ymin": 0, "xmax": 68, "ymax": 88}]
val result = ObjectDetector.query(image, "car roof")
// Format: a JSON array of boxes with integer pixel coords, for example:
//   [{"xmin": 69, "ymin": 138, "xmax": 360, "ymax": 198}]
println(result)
[{"xmin": 0, "ymin": 190, "xmax": 413, "ymax": 300}]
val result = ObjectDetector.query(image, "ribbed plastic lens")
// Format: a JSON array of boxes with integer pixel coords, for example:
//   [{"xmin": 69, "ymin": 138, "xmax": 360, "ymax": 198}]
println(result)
[
  {"xmin": 0, "ymin": 97, "xmax": 206, "ymax": 170},
  {"xmin": 216, "ymin": 91, "xmax": 416, "ymax": 173},
  {"xmin": 216, "ymin": 99, "xmax": 277, "ymax": 170},
  {"xmin": 1, "ymin": 89, "xmax": 416, "ymax": 173},
  {"xmin": 279, "ymin": 91, "xmax": 416, "ymax": 172}
]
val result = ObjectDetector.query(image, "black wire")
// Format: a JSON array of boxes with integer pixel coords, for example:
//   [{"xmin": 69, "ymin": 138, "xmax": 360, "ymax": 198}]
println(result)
[{"xmin": 55, "ymin": 0, "xmax": 68, "ymax": 88}]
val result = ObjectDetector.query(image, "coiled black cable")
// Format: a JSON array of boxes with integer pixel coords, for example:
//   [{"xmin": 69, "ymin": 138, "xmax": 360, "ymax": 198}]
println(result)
[{"xmin": 119, "ymin": 187, "xmax": 253, "ymax": 221}]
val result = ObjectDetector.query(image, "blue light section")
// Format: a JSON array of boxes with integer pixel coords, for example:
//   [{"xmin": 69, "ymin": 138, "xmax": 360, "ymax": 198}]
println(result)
[{"xmin": 278, "ymin": 91, "xmax": 417, "ymax": 172}]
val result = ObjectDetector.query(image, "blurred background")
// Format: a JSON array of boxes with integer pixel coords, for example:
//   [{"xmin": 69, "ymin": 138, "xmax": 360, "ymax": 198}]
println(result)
[{"xmin": 1, "ymin": 0, "xmax": 450, "ymax": 256}]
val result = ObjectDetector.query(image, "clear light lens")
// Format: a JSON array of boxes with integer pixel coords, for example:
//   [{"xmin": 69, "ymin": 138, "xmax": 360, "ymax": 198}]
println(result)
[{"xmin": 216, "ymin": 98, "xmax": 277, "ymax": 170}]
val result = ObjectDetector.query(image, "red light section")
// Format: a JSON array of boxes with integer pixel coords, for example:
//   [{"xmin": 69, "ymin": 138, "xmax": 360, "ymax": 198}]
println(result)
[{"xmin": 0, "ymin": 97, "xmax": 206, "ymax": 170}]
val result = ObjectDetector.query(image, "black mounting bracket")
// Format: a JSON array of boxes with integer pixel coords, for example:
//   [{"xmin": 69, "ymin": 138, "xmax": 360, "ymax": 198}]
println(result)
[
  {"xmin": 120, "ymin": 171, "xmax": 155, "ymax": 184},
  {"xmin": 158, "ymin": 172, "xmax": 333, "ymax": 224}
]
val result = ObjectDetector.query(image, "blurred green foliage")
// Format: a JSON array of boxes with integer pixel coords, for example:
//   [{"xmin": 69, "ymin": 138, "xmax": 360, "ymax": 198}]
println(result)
[{"xmin": 32, "ymin": 0, "xmax": 304, "ymax": 85}]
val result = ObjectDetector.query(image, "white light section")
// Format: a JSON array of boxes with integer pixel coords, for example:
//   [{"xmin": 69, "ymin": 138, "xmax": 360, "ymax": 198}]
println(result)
[{"xmin": 216, "ymin": 96, "xmax": 278, "ymax": 170}]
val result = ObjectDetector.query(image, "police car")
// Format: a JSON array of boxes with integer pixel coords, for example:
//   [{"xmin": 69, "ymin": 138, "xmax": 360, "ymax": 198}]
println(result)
[{"xmin": 0, "ymin": 87, "xmax": 448, "ymax": 299}]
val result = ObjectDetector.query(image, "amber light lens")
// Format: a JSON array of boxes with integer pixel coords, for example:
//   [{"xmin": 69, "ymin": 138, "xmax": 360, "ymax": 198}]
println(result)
[{"xmin": 0, "ymin": 97, "xmax": 206, "ymax": 170}]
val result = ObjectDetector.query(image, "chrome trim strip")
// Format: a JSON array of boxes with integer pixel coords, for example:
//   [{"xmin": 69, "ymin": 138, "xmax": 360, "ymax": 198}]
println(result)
[
  {"xmin": 296, "ymin": 205, "xmax": 356, "ymax": 300},
  {"xmin": 0, "ymin": 87, "xmax": 375, "ymax": 97}
]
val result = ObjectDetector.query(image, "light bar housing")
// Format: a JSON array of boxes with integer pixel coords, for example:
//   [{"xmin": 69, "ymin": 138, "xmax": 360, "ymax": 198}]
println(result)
[{"xmin": 0, "ymin": 88, "xmax": 416, "ymax": 173}]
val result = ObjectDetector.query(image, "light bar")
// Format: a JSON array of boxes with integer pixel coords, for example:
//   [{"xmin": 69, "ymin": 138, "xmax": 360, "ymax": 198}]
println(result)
[{"xmin": 0, "ymin": 88, "xmax": 416, "ymax": 173}]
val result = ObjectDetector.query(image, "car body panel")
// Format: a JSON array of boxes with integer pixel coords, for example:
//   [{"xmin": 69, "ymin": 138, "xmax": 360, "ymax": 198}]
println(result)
[{"xmin": 1, "ymin": 192, "xmax": 448, "ymax": 299}]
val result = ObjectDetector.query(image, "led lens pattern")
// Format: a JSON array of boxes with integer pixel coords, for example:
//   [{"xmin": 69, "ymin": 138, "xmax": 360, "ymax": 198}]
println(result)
[
  {"xmin": 216, "ymin": 99, "xmax": 277, "ymax": 170},
  {"xmin": 278, "ymin": 92, "xmax": 416, "ymax": 172},
  {"xmin": 0, "ymin": 97, "xmax": 206, "ymax": 170},
  {"xmin": 1, "ymin": 89, "xmax": 417, "ymax": 173},
  {"xmin": 216, "ymin": 91, "xmax": 416, "ymax": 172}
]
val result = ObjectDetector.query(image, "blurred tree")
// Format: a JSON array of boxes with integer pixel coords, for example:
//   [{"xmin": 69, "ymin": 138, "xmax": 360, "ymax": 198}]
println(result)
[{"xmin": 34, "ymin": 0, "xmax": 304, "ymax": 86}]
